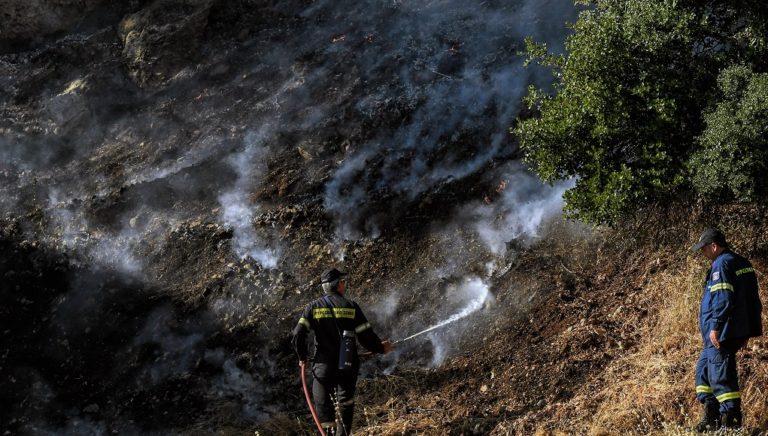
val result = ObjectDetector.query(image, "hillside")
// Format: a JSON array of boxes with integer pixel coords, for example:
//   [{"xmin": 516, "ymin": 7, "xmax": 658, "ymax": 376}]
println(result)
[
  {"xmin": 346, "ymin": 206, "xmax": 768, "ymax": 435},
  {"xmin": 2, "ymin": 1, "xmax": 767, "ymax": 435}
]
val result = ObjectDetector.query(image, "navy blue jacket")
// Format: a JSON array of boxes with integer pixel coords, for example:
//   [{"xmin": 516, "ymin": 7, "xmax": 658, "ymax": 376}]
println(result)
[
  {"xmin": 292, "ymin": 292, "xmax": 385, "ymax": 367},
  {"xmin": 700, "ymin": 250, "xmax": 763, "ymax": 343}
]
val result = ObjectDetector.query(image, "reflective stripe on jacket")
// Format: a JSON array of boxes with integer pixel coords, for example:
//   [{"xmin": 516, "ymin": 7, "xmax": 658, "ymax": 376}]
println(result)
[
  {"xmin": 700, "ymin": 250, "xmax": 763, "ymax": 343},
  {"xmin": 292, "ymin": 292, "xmax": 385, "ymax": 366}
]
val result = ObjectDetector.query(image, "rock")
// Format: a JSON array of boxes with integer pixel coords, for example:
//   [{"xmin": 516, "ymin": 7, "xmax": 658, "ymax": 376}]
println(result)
[
  {"xmin": 118, "ymin": 0, "xmax": 214, "ymax": 88},
  {"xmin": 297, "ymin": 146, "xmax": 313, "ymax": 161},
  {"xmin": 46, "ymin": 78, "xmax": 91, "ymax": 127}
]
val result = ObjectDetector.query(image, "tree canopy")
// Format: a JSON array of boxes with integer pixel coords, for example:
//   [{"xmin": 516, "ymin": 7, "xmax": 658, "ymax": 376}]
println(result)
[{"xmin": 515, "ymin": 0, "xmax": 768, "ymax": 224}]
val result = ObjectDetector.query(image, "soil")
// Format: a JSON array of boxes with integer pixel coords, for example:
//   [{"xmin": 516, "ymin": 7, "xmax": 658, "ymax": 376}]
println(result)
[{"xmin": 2, "ymin": 1, "xmax": 767, "ymax": 435}]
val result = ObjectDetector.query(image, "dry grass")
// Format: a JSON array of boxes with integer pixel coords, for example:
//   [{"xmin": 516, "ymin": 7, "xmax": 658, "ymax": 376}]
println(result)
[
  {"xmin": 586, "ymin": 254, "xmax": 768, "ymax": 434},
  {"xmin": 318, "ymin": 209, "xmax": 768, "ymax": 435},
  {"xmin": 353, "ymin": 371, "xmax": 457, "ymax": 435}
]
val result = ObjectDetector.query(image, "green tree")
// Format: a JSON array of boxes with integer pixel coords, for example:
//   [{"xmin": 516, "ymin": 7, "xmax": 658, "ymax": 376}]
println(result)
[
  {"xmin": 692, "ymin": 65, "xmax": 768, "ymax": 200},
  {"xmin": 515, "ymin": 0, "xmax": 768, "ymax": 224}
]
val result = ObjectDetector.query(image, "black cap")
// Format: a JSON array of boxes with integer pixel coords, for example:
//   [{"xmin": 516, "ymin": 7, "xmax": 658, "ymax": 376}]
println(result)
[
  {"xmin": 321, "ymin": 268, "xmax": 348, "ymax": 284},
  {"xmin": 690, "ymin": 228, "xmax": 727, "ymax": 251}
]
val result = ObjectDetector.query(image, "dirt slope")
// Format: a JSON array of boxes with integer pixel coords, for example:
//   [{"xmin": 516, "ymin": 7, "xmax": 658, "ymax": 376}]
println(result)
[
  {"xmin": 2, "ymin": 1, "xmax": 766, "ymax": 435},
  {"xmin": 344, "ymin": 206, "xmax": 768, "ymax": 435}
]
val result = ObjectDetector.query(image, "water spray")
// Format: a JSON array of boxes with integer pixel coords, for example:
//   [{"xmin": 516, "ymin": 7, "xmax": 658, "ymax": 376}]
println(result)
[{"xmin": 395, "ymin": 278, "xmax": 490, "ymax": 344}]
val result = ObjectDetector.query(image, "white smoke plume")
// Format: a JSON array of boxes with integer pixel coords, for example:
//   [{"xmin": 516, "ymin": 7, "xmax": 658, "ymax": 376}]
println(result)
[
  {"xmin": 462, "ymin": 163, "xmax": 574, "ymax": 255},
  {"xmin": 121, "ymin": 134, "xmax": 225, "ymax": 190},
  {"xmin": 425, "ymin": 278, "xmax": 492, "ymax": 366},
  {"xmin": 372, "ymin": 290, "xmax": 401, "ymax": 320},
  {"xmin": 47, "ymin": 189, "xmax": 144, "ymax": 275},
  {"xmin": 321, "ymin": 0, "xmax": 580, "ymax": 238},
  {"xmin": 368, "ymin": 164, "xmax": 569, "ymax": 369},
  {"xmin": 217, "ymin": 129, "xmax": 280, "ymax": 268}
]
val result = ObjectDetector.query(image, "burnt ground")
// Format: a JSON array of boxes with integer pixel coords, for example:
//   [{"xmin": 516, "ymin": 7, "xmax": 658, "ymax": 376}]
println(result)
[
  {"xmin": 2, "ymin": 1, "xmax": 768, "ymax": 435},
  {"xmin": 6, "ymin": 197, "xmax": 766, "ymax": 435},
  {"xmin": 344, "ymin": 206, "xmax": 768, "ymax": 435}
]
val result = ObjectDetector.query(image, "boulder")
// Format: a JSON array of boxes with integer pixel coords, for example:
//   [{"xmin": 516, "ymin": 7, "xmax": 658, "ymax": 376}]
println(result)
[
  {"xmin": 46, "ymin": 78, "xmax": 91, "ymax": 128},
  {"xmin": 118, "ymin": 0, "xmax": 214, "ymax": 89}
]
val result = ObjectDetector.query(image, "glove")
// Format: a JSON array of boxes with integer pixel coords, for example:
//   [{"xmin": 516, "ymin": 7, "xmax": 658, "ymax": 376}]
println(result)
[{"xmin": 382, "ymin": 340, "xmax": 394, "ymax": 354}]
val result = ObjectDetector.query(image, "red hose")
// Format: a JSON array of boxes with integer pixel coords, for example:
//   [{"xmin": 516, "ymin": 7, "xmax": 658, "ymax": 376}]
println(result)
[{"xmin": 300, "ymin": 361, "xmax": 327, "ymax": 436}]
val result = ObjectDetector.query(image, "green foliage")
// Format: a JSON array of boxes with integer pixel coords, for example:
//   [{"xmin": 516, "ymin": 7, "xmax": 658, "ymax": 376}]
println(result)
[
  {"xmin": 691, "ymin": 66, "xmax": 768, "ymax": 200},
  {"xmin": 515, "ymin": 0, "xmax": 768, "ymax": 224}
]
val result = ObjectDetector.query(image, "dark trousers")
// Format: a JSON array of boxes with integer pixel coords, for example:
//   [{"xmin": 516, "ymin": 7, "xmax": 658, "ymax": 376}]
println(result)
[
  {"xmin": 695, "ymin": 338, "xmax": 746, "ymax": 413},
  {"xmin": 312, "ymin": 363, "xmax": 358, "ymax": 435}
]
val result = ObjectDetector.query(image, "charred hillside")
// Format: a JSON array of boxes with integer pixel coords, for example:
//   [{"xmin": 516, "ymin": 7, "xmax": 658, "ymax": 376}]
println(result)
[{"xmin": 3, "ymin": 1, "xmax": 767, "ymax": 435}]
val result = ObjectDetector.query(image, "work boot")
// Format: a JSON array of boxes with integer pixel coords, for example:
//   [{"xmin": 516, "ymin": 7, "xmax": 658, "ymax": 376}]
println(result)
[
  {"xmin": 721, "ymin": 410, "xmax": 742, "ymax": 429},
  {"xmin": 322, "ymin": 423, "xmax": 337, "ymax": 436},
  {"xmin": 694, "ymin": 402, "xmax": 720, "ymax": 432}
]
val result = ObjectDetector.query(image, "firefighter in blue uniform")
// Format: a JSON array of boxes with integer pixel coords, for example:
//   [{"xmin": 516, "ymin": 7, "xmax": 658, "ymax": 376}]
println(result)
[
  {"xmin": 690, "ymin": 228, "xmax": 763, "ymax": 431},
  {"xmin": 293, "ymin": 268, "xmax": 393, "ymax": 435}
]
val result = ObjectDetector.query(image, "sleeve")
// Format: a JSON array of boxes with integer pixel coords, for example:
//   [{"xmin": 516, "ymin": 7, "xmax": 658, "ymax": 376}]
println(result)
[
  {"xmin": 353, "ymin": 302, "xmax": 385, "ymax": 354},
  {"xmin": 291, "ymin": 304, "xmax": 313, "ymax": 361},
  {"xmin": 709, "ymin": 260, "xmax": 736, "ymax": 332}
]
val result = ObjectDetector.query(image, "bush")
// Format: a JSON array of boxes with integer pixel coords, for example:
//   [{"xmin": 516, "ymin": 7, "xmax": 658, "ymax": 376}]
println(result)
[
  {"xmin": 690, "ymin": 65, "xmax": 768, "ymax": 201},
  {"xmin": 516, "ymin": 0, "xmax": 768, "ymax": 224}
]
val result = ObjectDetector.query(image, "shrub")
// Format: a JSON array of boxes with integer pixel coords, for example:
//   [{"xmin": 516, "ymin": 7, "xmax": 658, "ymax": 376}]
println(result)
[{"xmin": 690, "ymin": 65, "xmax": 768, "ymax": 201}]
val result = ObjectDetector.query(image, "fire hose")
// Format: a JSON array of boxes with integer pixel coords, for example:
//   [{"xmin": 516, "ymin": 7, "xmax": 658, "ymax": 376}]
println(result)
[
  {"xmin": 299, "ymin": 335, "xmax": 420, "ymax": 434},
  {"xmin": 299, "ymin": 361, "xmax": 326, "ymax": 436},
  {"xmin": 299, "ymin": 348, "xmax": 388, "ymax": 434}
]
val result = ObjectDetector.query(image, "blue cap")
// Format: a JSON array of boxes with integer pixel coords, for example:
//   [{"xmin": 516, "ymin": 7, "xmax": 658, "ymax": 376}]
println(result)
[{"xmin": 690, "ymin": 228, "xmax": 727, "ymax": 251}]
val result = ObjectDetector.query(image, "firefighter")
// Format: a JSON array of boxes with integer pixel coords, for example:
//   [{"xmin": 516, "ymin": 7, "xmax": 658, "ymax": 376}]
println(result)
[
  {"xmin": 690, "ymin": 228, "xmax": 763, "ymax": 431},
  {"xmin": 292, "ymin": 268, "xmax": 393, "ymax": 435}
]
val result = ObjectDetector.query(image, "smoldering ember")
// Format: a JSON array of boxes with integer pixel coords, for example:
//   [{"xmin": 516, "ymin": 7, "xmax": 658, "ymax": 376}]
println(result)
[{"xmin": 3, "ymin": 1, "xmax": 768, "ymax": 435}]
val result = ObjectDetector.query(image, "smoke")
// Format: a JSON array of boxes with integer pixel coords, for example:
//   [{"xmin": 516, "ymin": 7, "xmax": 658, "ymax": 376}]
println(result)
[
  {"xmin": 214, "ymin": 357, "xmax": 263, "ymax": 418},
  {"xmin": 0, "ymin": 132, "xmax": 66, "ymax": 173},
  {"xmin": 422, "ymin": 277, "xmax": 493, "ymax": 366},
  {"xmin": 372, "ymin": 290, "xmax": 401, "ymax": 320},
  {"xmin": 26, "ymin": 417, "xmax": 108, "ymax": 436},
  {"xmin": 47, "ymin": 189, "xmax": 86, "ymax": 250},
  {"xmin": 205, "ymin": 348, "xmax": 276, "ymax": 420},
  {"xmin": 47, "ymin": 189, "xmax": 144, "ymax": 275},
  {"xmin": 217, "ymin": 129, "xmax": 280, "ymax": 268},
  {"xmin": 132, "ymin": 308, "xmax": 277, "ymax": 417},
  {"xmin": 374, "ymin": 277, "xmax": 493, "ymax": 369},
  {"xmin": 212, "ymin": 69, "xmax": 316, "ymax": 267},
  {"xmin": 121, "ymin": 133, "xmax": 226, "ymax": 190},
  {"xmin": 366, "ymin": 163, "xmax": 569, "ymax": 369},
  {"xmin": 133, "ymin": 306, "xmax": 208, "ymax": 385},
  {"xmin": 0, "ymin": 0, "xmax": 583, "ymax": 431},
  {"xmin": 320, "ymin": 0, "xmax": 579, "ymax": 238},
  {"xmin": 129, "ymin": 311, "xmax": 278, "ymax": 421},
  {"xmin": 461, "ymin": 162, "xmax": 574, "ymax": 255}
]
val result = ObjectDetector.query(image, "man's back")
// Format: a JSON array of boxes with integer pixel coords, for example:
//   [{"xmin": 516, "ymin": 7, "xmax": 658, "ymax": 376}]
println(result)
[{"xmin": 295, "ymin": 292, "xmax": 384, "ymax": 367}]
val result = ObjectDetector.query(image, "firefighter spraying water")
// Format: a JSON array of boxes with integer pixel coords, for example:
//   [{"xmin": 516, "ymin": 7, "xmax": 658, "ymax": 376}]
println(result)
[
  {"xmin": 295, "ymin": 273, "xmax": 491, "ymax": 434},
  {"xmin": 293, "ymin": 268, "xmax": 393, "ymax": 435}
]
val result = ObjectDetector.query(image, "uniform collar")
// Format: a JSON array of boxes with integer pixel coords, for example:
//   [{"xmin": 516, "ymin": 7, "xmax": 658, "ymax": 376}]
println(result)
[{"xmin": 711, "ymin": 249, "xmax": 731, "ymax": 266}]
